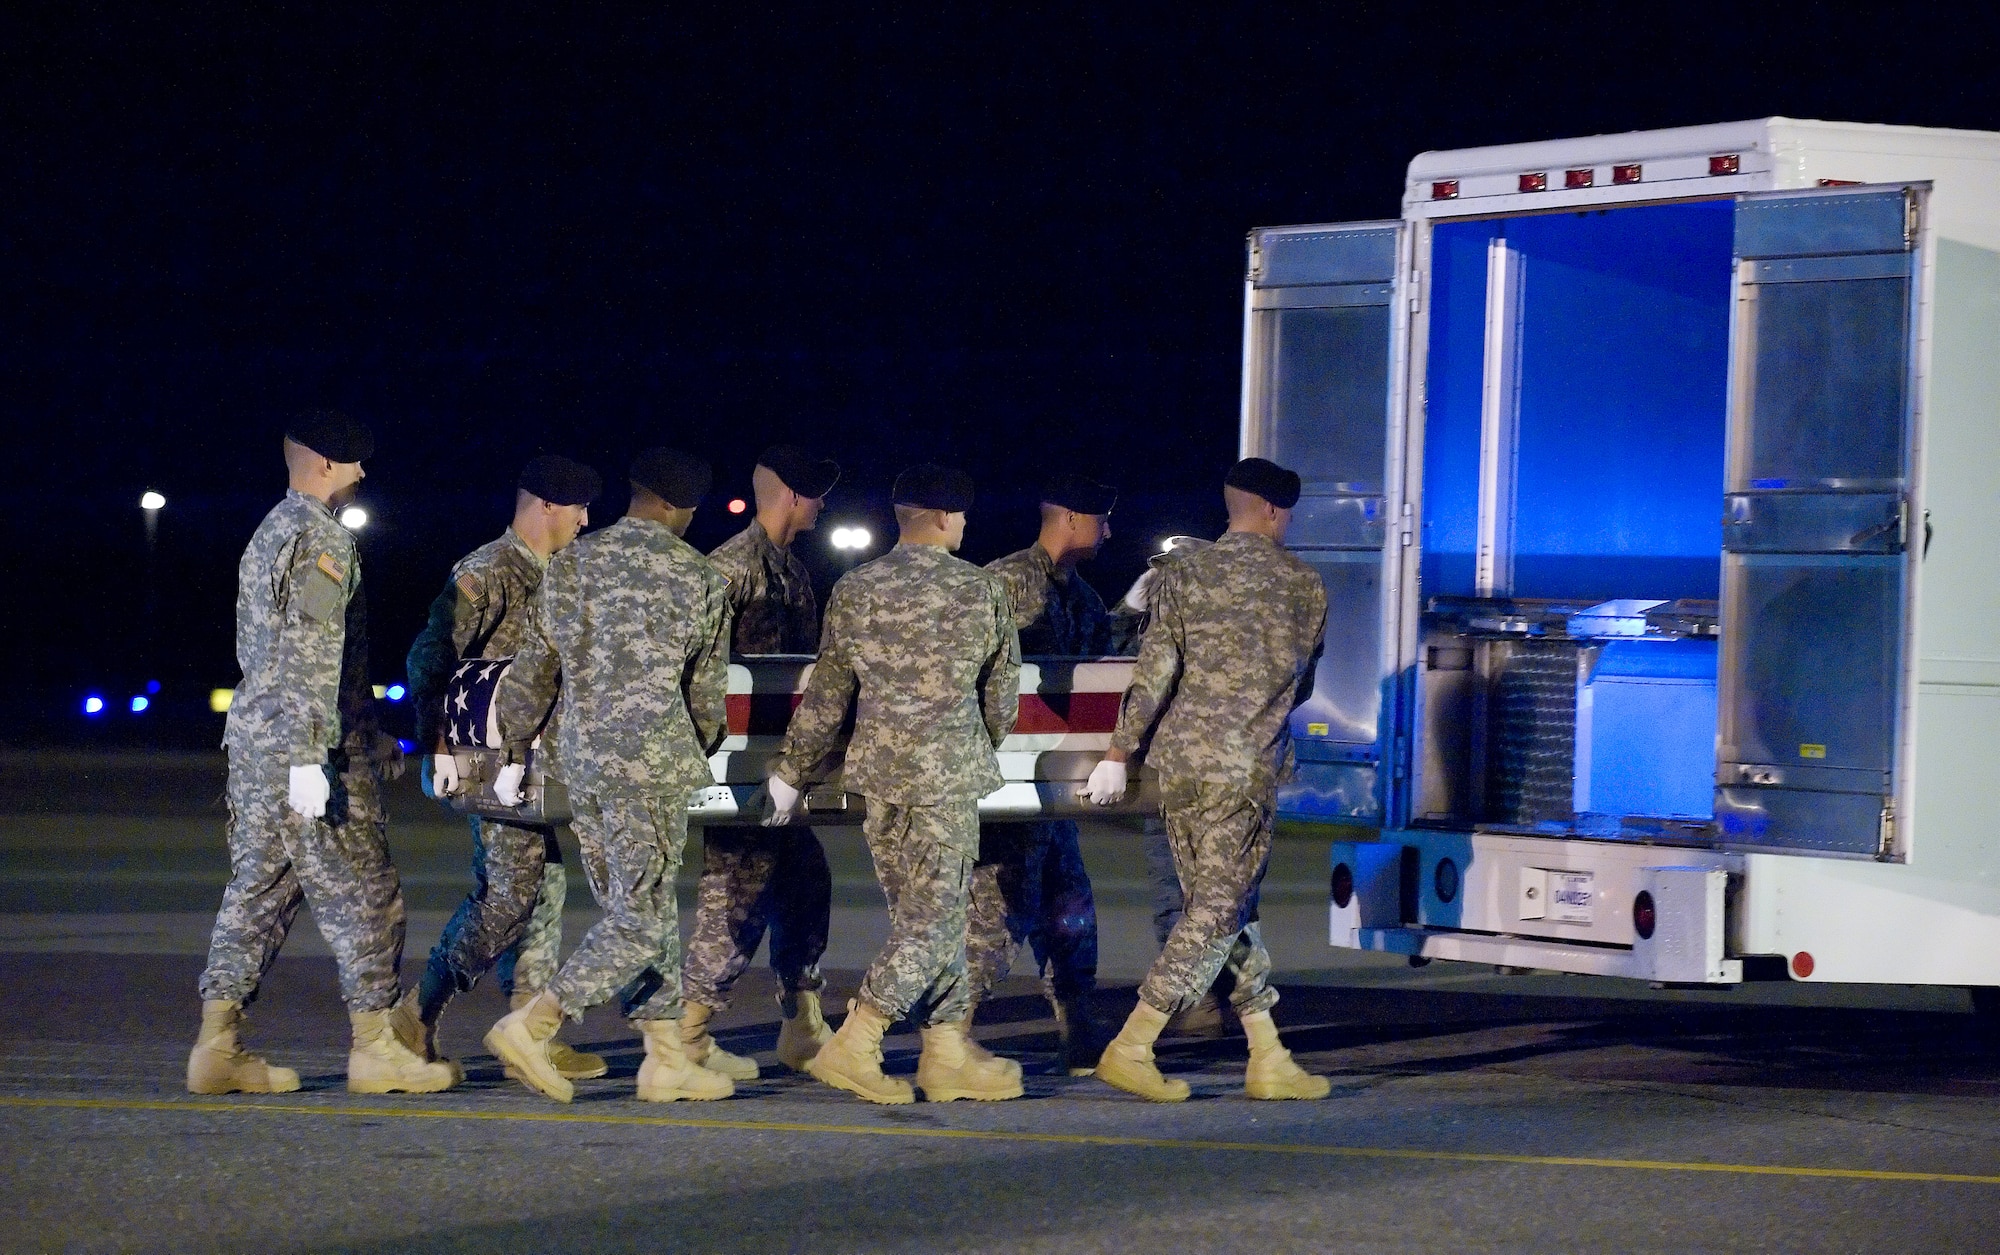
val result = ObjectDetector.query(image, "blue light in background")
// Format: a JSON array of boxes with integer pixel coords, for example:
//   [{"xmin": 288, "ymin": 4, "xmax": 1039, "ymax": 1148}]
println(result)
[
  {"xmin": 385, "ymin": 683, "xmax": 407, "ymax": 702},
  {"xmin": 130, "ymin": 695, "xmax": 150, "ymax": 713},
  {"xmin": 83, "ymin": 695, "xmax": 105, "ymax": 716},
  {"xmin": 397, "ymin": 739, "xmax": 416, "ymax": 753},
  {"xmin": 146, "ymin": 680, "xmax": 161, "ymax": 694}
]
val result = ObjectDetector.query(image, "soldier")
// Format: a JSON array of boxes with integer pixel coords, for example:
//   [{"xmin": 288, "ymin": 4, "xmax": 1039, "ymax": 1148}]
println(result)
[
  {"xmin": 967, "ymin": 473, "xmax": 1118, "ymax": 1074},
  {"xmin": 483, "ymin": 447, "xmax": 735, "ymax": 1104},
  {"xmin": 401, "ymin": 454, "xmax": 605, "ymax": 1082},
  {"xmin": 188, "ymin": 411, "xmax": 457, "ymax": 1096},
  {"xmin": 762, "ymin": 463, "xmax": 1024, "ymax": 1104},
  {"xmin": 1081, "ymin": 457, "xmax": 1330, "ymax": 1102},
  {"xmin": 680, "ymin": 445, "xmax": 842, "ymax": 1081}
]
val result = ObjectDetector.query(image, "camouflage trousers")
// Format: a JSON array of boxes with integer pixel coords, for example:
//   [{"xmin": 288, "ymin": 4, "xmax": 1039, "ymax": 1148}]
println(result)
[
  {"xmin": 682, "ymin": 826, "xmax": 830, "ymax": 1011},
  {"xmin": 1135, "ymin": 776, "xmax": 1279, "ymax": 1018},
  {"xmin": 423, "ymin": 815, "xmax": 568, "ymax": 1000},
  {"xmin": 856, "ymin": 796, "xmax": 977, "ymax": 1026},
  {"xmin": 965, "ymin": 819, "xmax": 1098, "ymax": 1003},
  {"xmin": 547, "ymin": 790, "xmax": 690, "ymax": 1023},
  {"xmin": 1144, "ymin": 812, "xmax": 1259, "ymax": 999},
  {"xmin": 199, "ymin": 752, "xmax": 406, "ymax": 1013}
]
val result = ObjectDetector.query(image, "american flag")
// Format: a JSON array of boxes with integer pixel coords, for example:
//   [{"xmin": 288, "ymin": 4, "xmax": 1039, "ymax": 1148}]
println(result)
[{"xmin": 442, "ymin": 657, "xmax": 511, "ymax": 750}]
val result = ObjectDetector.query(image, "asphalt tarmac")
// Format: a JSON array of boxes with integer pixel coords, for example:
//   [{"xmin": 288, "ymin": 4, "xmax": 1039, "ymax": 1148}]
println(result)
[{"xmin": 3, "ymin": 751, "xmax": 1999, "ymax": 1253}]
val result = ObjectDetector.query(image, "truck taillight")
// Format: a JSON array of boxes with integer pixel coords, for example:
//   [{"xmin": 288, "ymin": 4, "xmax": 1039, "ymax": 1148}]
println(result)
[
  {"xmin": 1709, "ymin": 153, "xmax": 1740, "ymax": 176},
  {"xmin": 1331, "ymin": 862, "xmax": 1354, "ymax": 909},
  {"xmin": 1632, "ymin": 891, "xmax": 1656, "ymax": 940},
  {"xmin": 1564, "ymin": 168, "xmax": 1594, "ymax": 189},
  {"xmin": 1431, "ymin": 180, "xmax": 1459, "ymax": 200},
  {"xmin": 1434, "ymin": 857, "xmax": 1460, "ymax": 904},
  {"xmin": 1613, "ymin": 163, "xmax": 1642, "ymax": 184},
  {"xmin": 1791, "ymin": 951, "xmax": 1815, "ymax": 978},
  {"xmin": 1518, "ymin": 172, "xmax": 1547, "ymax": 193}
]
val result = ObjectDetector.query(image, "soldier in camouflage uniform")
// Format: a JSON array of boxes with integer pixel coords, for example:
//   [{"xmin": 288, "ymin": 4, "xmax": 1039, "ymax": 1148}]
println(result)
[
  {"xmin": 968, "ymin": 473, "xmax": 1118, "ymax": 1074},
  {"xmin": 764, "ymin": 463, "xmax": 1025, "ymax": 1104},
  {"xmin": 483, "ymin": 447, "xmax": 736, "ymax": 1104},
  {"xmin": 680, "ymin": 445, "xmax": 842, "ymax": 1081},
  {"xmin": 402, "ymin": 454, "xmax": 604, "ymax": 1080},
  {"xmin": 189, "ymin": 411, "xmax": 457, "ymax": 1097},
  {"xmin": 1082, "ymin": 457, "xmax": 1330, "ymax": 1102}
]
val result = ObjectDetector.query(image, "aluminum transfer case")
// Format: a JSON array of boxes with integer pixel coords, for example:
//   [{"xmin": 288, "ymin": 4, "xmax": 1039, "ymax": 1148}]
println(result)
[
  {"xmin": 690, "ymin": 656, "xmax": 1158, "ymax": 826},
  {"xmin": 1243, "ymin": 119, "xmax": 2000, "ymax": 988}
]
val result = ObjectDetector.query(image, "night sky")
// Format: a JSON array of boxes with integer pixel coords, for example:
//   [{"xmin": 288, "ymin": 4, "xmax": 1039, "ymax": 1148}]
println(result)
[{"xmin": 5, "ymin": 5, "xmax": 1993, "ymax": 742}]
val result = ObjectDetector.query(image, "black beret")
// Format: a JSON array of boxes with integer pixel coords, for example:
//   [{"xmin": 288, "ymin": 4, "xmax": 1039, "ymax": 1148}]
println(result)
[
  {"xmin": 519, "ymin": 454, "xmax": 602, "ymax": 506},
  {"xmin": 1040, "ymin": 473, "xmax": 1118, "ymax": 516},
  {"xmin": 629, "ymin": 447, "xmax": 713, "ymax": 509},
  {"xmin": 892, "ymin": 462, "xmax": 975, "ymax": 513},
  {"xmin": 286, "ymin": 409, "xmax": 374, "ymax": 463},
  {"xmin": 758, "ymin": 444, "xmax": 841, "ymax": 499},
  {"xmin": 1224, "ymin": 457, "xmax": 1302, "ymax": 509}
]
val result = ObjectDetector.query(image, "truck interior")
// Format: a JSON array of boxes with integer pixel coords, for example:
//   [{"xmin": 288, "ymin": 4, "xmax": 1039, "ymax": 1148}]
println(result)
[{"xmin": 1411, "ymin": 199, "xmax": 1737, "ymax": 840}]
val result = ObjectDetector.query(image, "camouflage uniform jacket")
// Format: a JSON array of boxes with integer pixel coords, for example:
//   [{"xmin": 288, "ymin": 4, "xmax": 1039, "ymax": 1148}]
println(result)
[
  {"xmin": 407, "ymin": 528, "xmax": 549, "ymax": 749},
  {"xmin": 1109, "ymin": 529, "xmax": 1326, "ymax": 790},
  {"xmin": 985, "ymin": 544, "xmax": 1111, "ymax": 657},
  {"xmin": 774, "ymin": 542, "xmax": 1020, "ymax": 806},
  {"xmin": 495, "ymin": 517, "xmax": 731, "ymax": 798},
  {"xmin": 223, "ymin": 490, "xmax": 368, "ymax": 767},
  {"xmin": 708, "ymin": 520, "xmax": 819, "ymax": 655}
]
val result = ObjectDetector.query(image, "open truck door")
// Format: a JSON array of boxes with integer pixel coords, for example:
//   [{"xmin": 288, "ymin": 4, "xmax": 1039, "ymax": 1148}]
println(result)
[
  {"xmin": 1717, "ymin": 184, "xmax": 1927, "ymax": 857},
  {"xmin": 1241, "ymin": 221, "xmax": 1408, "ymax": 825}
]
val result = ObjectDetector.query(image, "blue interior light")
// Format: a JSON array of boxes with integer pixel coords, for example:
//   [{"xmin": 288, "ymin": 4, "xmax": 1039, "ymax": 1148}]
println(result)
[
  {"xmin": 385, "ymin": 683, "xmax": 407, "ymax": 702},
  {"xmin": 130, "ymin": 695, "xmax": 150, "ymax": 713},
  {"xmin": 83, "ymin": 695, "xmax": 105, "ymax": 716},
  {"xmin": 146, "ymin": 680, "xmax": 162, "ymax": 694}
]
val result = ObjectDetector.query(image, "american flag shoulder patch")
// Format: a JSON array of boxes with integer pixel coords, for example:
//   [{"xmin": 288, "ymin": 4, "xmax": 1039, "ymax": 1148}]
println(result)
[
  {"xmin": 316, "ymin": 552, "xmax": 347, "ymax": 583},
  {"xmin": 456, "ymin": 573, "xmax": 483, "ymax": 602}
]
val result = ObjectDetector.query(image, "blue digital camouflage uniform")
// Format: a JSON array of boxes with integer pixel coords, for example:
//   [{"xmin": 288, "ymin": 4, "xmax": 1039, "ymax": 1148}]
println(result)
[
  {"xmin": 683, "ymin": 520, "xmax": 832, "ymax": 1015},
  {"xmin": 200, "ymin": 490, "xmax": 408, "ymax": 1013},
  {"xmin": 773, "ymin": 542, "xmax": 1019, "ymax": 1026},
  {"xmin": 1110, "ymin": 530, "xmax": 1325, "ymax": 1017},
  {"xmin": 495, "ymin": 516, "xmax": 731, "ymax": 1022},
  {"xmin": 405, "ymin": 527, "xmax": 572, "ymax": 1002},
  {"xmin": 968, "ymin": 543, "xmax": 1105, "ymax": 1005}
]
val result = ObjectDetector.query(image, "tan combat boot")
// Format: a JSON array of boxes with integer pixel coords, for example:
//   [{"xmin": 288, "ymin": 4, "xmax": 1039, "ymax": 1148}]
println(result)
[
  {"xmin": 774, "ymin": 989, "xmax": 834, "ymax": 1072},
  {"xmin": 484, "ymin": 990, "xmax": 573, "ymax": 1102},
  {"xmin": 511, "ymin": 991, "xmax": 608, "ymax": 1081},
  {"xmin": 916, "ymin": 1019, "xmax": 1024, "ymax": 1102},
  {"xmin": 806, "ymin": 1000, "xmax": 914, "ymax": 1104},
  {"xmin": 187, "ymin": 1000, "xmax": 300, "ymax": 1095},
  {"xmin": 1241, "ymin": 1010, "xmax": 1330, "ymax": 1100},
  {"xmin": 1095, "ymin": 1000, "xmax": 1191, "ymax": 1102},
  {"xmin": 348, "ymin": 1008, "xmax": 460, "ymax": 1094},
  {"xmin": 679, "ymin": 1002, "xmax": 758, "ymax": 1081},
  {"xmin": 635, "ymin": 1018, "xmax": 735, "ymax": 1102},
  {"xmin": 1163, "ymin": 990, "xmax": 1230, "ymax": 1038}
]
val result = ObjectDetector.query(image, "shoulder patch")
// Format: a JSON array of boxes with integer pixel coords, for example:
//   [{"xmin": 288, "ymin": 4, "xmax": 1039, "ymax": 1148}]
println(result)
[
  {"xmin": 316, "ymin": 552, "xmax": 348, "ymax": 584},
  {"xmin": 456, "ymin": 572, "xmax": 483, "ymax": 601}
]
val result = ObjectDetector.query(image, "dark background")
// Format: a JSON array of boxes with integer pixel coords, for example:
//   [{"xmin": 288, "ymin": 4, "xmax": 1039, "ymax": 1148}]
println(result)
[{"xmin": 4, "ymin": 4, "xmax": 1993, "ymax": 746}]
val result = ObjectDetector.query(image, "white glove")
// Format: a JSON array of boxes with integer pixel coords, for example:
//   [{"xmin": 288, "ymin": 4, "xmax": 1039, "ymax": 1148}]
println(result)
[
  {"xmin": 1081, "ymin": 759, "xmax": 1128, "ymax": 806},
  {"xmin": 762, "ymin": 775, "xmax": 804, "ymax": 826},
  {"xmin": 428, "ymin": 753, "xmax": 461, "ymax": 797},
  {"xmin": 288, "ymin": 764, "xmax": 330, "ymax": 819},
  {"xmin": 1118, "ymin": 568, "xmax": 1158, "ymax": 615},
  {"xmin": 493, "ymin": 763, "xmax": 527, "ymax": 808}
]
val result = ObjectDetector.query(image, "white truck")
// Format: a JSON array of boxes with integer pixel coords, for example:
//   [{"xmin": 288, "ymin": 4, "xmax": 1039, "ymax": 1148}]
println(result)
[{"xmin": 1242, "ymin": 119, "xmax": 2000, "ymax": 994}]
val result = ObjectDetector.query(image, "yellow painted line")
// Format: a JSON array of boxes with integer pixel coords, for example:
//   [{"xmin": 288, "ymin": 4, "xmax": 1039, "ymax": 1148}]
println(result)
[{"xmin": 3, "ymin": 1094, "xmax": 1997, "ymax": 1185}]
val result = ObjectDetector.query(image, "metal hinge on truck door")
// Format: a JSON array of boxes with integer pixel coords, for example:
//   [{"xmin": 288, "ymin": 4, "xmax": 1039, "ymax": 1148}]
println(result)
[
  {"xmin": 1904, "ymin": 189, "xmax": 1920, "ymax": 250},
  {"xmin": 1247, "ymin": 235, "xmax": 1264, "ymax": 283},
  {"xmin": 1399, "ymin": 502, "xmax": 1415, "ymax": 547},
  {"xmin": 1877, "ymin": 799, "xmax": 1898, "ymax": 861}
]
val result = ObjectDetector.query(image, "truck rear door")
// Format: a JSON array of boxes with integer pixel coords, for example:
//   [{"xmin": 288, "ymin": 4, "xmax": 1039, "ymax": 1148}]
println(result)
[
  {"xmin": 1716, "ymin": 184, "xmax": 1926, "ymax": 856},
  {"xmin": 1241, "ymin": 221, "xmax": 1407, "ymax": 825}
]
